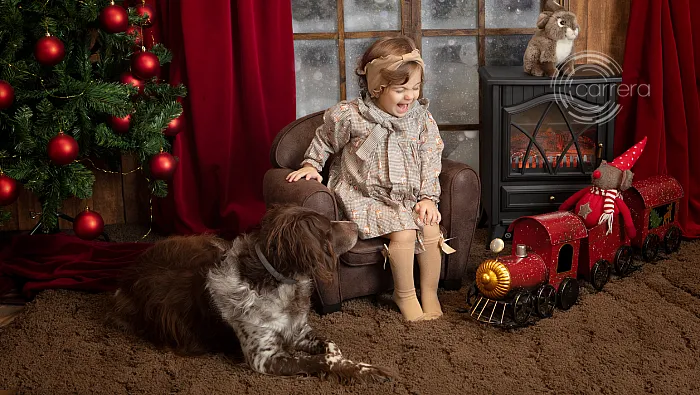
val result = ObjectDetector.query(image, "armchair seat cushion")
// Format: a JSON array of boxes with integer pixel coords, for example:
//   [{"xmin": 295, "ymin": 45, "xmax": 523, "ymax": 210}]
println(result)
[{"xmin": 340, "ymin": 238, "xmax": 386, "ymax": 267}]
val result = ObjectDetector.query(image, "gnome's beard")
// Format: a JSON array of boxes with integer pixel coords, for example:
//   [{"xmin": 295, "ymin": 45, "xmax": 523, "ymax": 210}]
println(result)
[{"xmin": 590, "ymin": 186, "xmax": 620, "ymax": 234}]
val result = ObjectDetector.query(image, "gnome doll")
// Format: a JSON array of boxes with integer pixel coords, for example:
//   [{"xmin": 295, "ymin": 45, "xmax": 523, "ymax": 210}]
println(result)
[{"xmin": 559, "ymin": 136, "xmax": 648, "ymax": 239}]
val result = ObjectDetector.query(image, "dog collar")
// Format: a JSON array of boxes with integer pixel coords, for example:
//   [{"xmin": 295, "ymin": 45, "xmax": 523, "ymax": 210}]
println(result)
[{"xmin": 255, "ymin": 244, "xmax": 298, "ymax": 285}]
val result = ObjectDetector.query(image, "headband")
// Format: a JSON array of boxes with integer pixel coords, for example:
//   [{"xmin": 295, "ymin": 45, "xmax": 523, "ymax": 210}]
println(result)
[{"xmin": 357, "ymin": 49, "xmax": 425, "ymax": 98}]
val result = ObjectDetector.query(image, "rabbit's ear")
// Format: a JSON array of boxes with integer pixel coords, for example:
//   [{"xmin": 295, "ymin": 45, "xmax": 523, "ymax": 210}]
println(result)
[
  {"xmin": 536, "ymin": 12, "xmax": 552, "ymax": 29},
  {"xmin": 543, "ymin": 0, "xmax": 565, "ymax": 12}
]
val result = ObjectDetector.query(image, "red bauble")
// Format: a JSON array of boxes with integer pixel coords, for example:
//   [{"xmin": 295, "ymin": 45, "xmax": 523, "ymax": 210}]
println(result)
[
  {"xmin": 99, "ymin": 4, "xmax": 128, "ymax": 33},
  {"xmin": 0, "ymin": 80, "xmax": 14, "ymax": 110},
  {"xmin": 149, "ymin": 152, "xmax": 177, "ymax": 180},
  {"xmin": 73, "ymin": 208, "xmax": 104, "ymax": 240},
  {"xmin": 135, "ymin": 4, "xmax": 156, "ymax": 27},
  {"xmin": 47, "ymin": 132, "xmax": 79, "ymax": 165},
  {"xmin": 164, "ymin": 114, "xmax": 184, "ymax": 137},
  {"xmin": 34, "ymin": 35, "xmax": 65, "ymax": 66},
  {"xmin": 0, "ymin": 174, "xmax": 20, "ymax": 206},
  {"xmin": 109, "ymin": 114, "xmax": 131, "ymax": 134},
  {"xmin": 119, "ymin": 72, "xmax": 144, "ymax": 95},
  {"xmin": 131, "ymin": 51, "xmax": 160, "ymax": 80},
  {"xmin": 125, "ymin": 26, "xmax": 143, "ymax": 47}
]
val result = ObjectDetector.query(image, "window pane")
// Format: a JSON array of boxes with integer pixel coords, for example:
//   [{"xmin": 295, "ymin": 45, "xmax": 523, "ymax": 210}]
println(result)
[
  {"xmin": 441, "ymin": 130, "xmax": 480, "ymax": 172},
  {"xmin": 294, "ymin": 40, "xmax": 340, "ymax": 118},
  {"xmin": 485, "ymin": 0, "xmax": 539, "ymax": 28},
  {"xmin": 422, "ymin": 36, "xmax": 479, "ymax": 124},
  {"xmin": 344, "ymin": 0, "xmax": 400, "ymax": 32},
  {"xmin": 292, "ymin": 0, "xmax": 337, "ymax": 33},
  {"xmin": 485, "ymin": 35, "xmax": 531, "ymax": 66},
  {"xmin": 345, "ymin": 38, "xmax": 375, "ymax": 101},
  {"xmin": 422, "ymin": 0, "xmax": 478, "ymax": 29}
]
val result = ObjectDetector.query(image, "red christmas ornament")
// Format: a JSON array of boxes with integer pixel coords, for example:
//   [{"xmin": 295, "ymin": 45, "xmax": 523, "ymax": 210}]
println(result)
[
  {"xmin": 47, "ymin": 132, "xmax": 79, "ymax": 165},
  {"xmin": 109, "ymin": 114, "xmax": 131, "ymax": 134},
  {"xmin": 125, "ymin": 26, "xmax": 143, "ymax": 47},
  {"xmin": 164, "ymin": 114, "xmax": 184, "ymax": 137},
  {"xmin": 99, "ymin": 3, "xmax": 128, "ymax": 33},
  {"xmin": 0, "ymin": 80, "xmax": 15, "ymax": 110},
  {"xmin": 150, "ymin": 152, "xmax": 177, "ymax": 180},
  {"xmin": 135, "ymin": 4, "xmax": 156, "ymax": 28},
  {"xmin": 0, "ymin": 80, "xmax": 14, "ymax": 110},
  {"xmin": 73, "ymin": 208, "xmax": 105, "ymax": 240},
  {"xmin": 34, "ymin": 35, "xmax": 65, "ymax": 66},
  {"xmin": 131, "ymin": 51, "xmax": 160, "ymax": 80},
  {"xmin": 0, "ymin": 174, "xmax": 20, "ymax": 206},
  {"xmin": 119, "ymin": 72, "xmax": 144, "ymax": 95}
]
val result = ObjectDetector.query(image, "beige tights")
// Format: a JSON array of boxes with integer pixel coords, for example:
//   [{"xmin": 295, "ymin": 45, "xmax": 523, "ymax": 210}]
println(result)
[
  {"xmin": 387, "ymin": 230, "xmax": 423, "ymax": 321},
  {"xmin": 417, "ymin": 224, "xmax": 443, "ymax": 319}
]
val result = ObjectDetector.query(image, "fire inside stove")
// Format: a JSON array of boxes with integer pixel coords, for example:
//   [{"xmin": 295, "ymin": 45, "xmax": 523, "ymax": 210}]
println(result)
[{"xmin": 510, "ymin": 127, "xmax": 596, "ymax": 171}]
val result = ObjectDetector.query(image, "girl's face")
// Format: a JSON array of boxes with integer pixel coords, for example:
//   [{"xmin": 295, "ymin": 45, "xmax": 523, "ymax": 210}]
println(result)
[{"xmin": 376, "ymin": 67, "xmax": 422, "ymax": 118}]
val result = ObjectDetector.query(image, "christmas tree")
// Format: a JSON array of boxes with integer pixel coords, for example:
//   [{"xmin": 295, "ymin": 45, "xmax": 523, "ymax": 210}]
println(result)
[{"xmin": 0, "ymin": 0, "xmax": 186, "ymax": 234}]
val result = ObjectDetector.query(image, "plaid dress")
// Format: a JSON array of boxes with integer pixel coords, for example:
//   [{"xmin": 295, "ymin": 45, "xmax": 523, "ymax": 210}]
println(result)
[{"xmin": 302, "ymin": 93, "xmax": 443, "ymax": 244}]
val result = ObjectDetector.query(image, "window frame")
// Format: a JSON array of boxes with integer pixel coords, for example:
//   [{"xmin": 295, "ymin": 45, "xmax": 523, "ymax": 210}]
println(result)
[{"xmin": 292, "ymin": 0, "xmax": 572, "ymax": 131}]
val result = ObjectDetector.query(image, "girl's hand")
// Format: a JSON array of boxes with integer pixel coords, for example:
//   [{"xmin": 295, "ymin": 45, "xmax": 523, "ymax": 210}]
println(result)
[
  {"xmin": 286, "ymin": 165, "xmax": 323, "ymax": 183},
  {"xmin": 414, "ymin": 199, "xmax": 441, "ymax": 226}
]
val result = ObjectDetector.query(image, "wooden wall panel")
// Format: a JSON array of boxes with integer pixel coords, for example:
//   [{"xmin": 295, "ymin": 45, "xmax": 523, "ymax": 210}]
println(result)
[{"xmin": 572, "ymin": 0, "xmax": 632, "ymax": 66}]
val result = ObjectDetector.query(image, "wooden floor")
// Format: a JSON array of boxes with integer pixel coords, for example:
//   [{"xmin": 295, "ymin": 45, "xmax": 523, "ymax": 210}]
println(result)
[{"xmin": 0, "ymin": 305, "xmax": 24, "ymax": 328}]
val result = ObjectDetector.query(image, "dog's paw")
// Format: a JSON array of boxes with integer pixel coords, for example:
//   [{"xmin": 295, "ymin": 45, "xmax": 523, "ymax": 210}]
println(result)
[{"xmin": 356, "ymin": 363, "xmax": 396, "ymax": 382}]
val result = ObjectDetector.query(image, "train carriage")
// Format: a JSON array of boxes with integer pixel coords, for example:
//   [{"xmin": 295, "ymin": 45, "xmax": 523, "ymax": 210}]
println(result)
[{"xmin": 622, "ymin": 175, "xmax": 684, "ymax": 262}]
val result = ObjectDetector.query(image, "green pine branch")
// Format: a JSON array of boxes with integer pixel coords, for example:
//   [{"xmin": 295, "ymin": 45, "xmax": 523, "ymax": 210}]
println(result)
[{"xmin": 0, "ymin": 0, "xmax": 187, "ymax": 231}]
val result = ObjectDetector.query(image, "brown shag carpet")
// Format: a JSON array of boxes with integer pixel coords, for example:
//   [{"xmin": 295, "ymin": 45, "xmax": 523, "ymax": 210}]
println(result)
[{"xmin": 1, "ymin": 226, "xmax": 700, "ymax": 395}]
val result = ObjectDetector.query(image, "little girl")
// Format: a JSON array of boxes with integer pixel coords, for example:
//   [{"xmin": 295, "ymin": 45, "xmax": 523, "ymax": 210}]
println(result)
[{"xmin": 286, "ymin": 36, "xmax": 446, "ymax": 322}]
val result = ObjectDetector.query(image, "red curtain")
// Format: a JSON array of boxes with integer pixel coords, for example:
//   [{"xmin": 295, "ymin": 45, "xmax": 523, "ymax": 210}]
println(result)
[
  {"xmin": 0, "ymin": 234, "xmax": 151, "ymax": 298},
  {"xmin": 148, "ymin": 0, "xmax": 297, "ymax": 237},
  {"xmin": 614, "ymin": 0, "xmax": 700, "ymax": 238}
]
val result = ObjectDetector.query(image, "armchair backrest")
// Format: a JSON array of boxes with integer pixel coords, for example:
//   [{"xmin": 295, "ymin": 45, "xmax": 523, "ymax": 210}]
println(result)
[{"xmin": 270, "ymin": 110, "xmax": 325, "ymax": 169}]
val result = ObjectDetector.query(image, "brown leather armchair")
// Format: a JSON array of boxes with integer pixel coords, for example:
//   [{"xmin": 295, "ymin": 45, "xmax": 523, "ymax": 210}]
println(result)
[{"xmin": 263, "ymin": 110, "xmax": 481, "ymax": 314}]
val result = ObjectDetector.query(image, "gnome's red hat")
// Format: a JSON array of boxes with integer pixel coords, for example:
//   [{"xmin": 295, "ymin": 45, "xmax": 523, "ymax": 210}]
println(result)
[{"xmin": 609, "ymin": 136, "xmax": 647, "ymax": 171}]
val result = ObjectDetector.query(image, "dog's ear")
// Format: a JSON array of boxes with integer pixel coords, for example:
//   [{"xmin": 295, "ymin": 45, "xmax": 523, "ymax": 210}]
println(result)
[
  {"xmin": 330, "ymin": 221, "xmax": 358, "ymax": 256},
  {"xmin": 261, "ymin": 205, "xmax": 339, "ymax": 278}
]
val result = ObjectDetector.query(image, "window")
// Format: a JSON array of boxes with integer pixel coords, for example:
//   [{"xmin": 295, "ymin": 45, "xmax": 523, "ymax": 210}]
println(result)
[
  {"xmin": 556, "ymin": 243, "xmax": 574, "ymax": 273},
  {"xmin": 292, "ymin": 0, "xmax": 563, "ymax": 171}
]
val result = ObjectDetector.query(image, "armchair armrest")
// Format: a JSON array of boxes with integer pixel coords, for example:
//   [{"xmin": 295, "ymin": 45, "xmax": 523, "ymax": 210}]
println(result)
[
  {"xmin": 263, "ymin": 168, "xmax": 342, "ymax": 312},
  {"xmin": 438, "ymin": 159, "xmax": 481, "ymax": 288},
  {"xmin": 262, "ymin": 168, "xmax": 339, "ymax": 221}
]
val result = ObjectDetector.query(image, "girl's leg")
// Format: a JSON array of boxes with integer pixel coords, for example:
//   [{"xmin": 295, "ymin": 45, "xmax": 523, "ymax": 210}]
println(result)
[
  {"xmin": 386, "ymin": 230, "xmax": 423, "ymax": 321},
  {"xmin": 417, "ymin": 224, "xmax": 443, "ymax": 319}
]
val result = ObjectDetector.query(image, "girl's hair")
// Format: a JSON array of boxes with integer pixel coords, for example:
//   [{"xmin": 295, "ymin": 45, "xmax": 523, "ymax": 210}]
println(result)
[{"xmin": 356, "ymin": 36, "xmax": 424, "ymax": 93}]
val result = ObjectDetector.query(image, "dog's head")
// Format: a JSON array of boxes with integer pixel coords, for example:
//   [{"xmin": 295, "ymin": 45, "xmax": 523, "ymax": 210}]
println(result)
[{"xmin": 258, "ymin": 205, "xmax": 358, "ymax": 281}]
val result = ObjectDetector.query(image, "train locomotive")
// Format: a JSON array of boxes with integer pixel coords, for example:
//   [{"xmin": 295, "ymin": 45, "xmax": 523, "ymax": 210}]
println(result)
[{"xmin": 466, "ymin": 174, "xmax": 684, "ymax": 326}]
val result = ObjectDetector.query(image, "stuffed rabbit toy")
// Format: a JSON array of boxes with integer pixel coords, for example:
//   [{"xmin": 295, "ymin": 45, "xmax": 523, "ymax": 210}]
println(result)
[{"xmin": 523, "ymin": 0, "xmax": 580, "ymax": 77}]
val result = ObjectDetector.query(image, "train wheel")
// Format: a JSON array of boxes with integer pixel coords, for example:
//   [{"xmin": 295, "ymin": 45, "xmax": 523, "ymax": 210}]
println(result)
[
  {"xmin": 614, "ymin": 246, "xmax": 634, "ymax": 276},
  {"xmin": 466, "ymin": 282, "xmax": 479, "ymax": 307},
  {"xmin": 591, "ymin": 260, "xmax": 610, "ymax": 291},
  {"xmin": 664, "ymin": 226, "xmax": 682, "ymax": 254},
  {"xmin": 535, "ymin": 284, "xmax": 556, "ymax": 318},
  {"xmin": 511, "ymin": 291, "xmax": 533, "ymax": 325},
  {"xmin": 557, "ymin": 277, "xmax": 579, "ymax": 311},
  {"xmin": 642, "ymin": 234, "xmax": 660, "ymax": 263}
]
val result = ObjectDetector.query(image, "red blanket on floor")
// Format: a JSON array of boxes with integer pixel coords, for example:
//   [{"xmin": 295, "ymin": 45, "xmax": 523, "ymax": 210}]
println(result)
[{"xmin": 0, "ymin": 233, "xmax": 152, "ymax": 298}]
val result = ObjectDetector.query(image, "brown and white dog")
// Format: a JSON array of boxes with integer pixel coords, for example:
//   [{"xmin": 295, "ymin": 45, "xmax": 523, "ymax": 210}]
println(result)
[{"xmin": 110, "ymin": 205, "xmax": 394, "ymax": 382}]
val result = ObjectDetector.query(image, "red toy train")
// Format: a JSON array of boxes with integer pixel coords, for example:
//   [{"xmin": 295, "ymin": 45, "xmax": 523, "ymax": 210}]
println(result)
[{"xmin": 467, "ymin": 175, "xmax": 684, "ymax": 326}]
